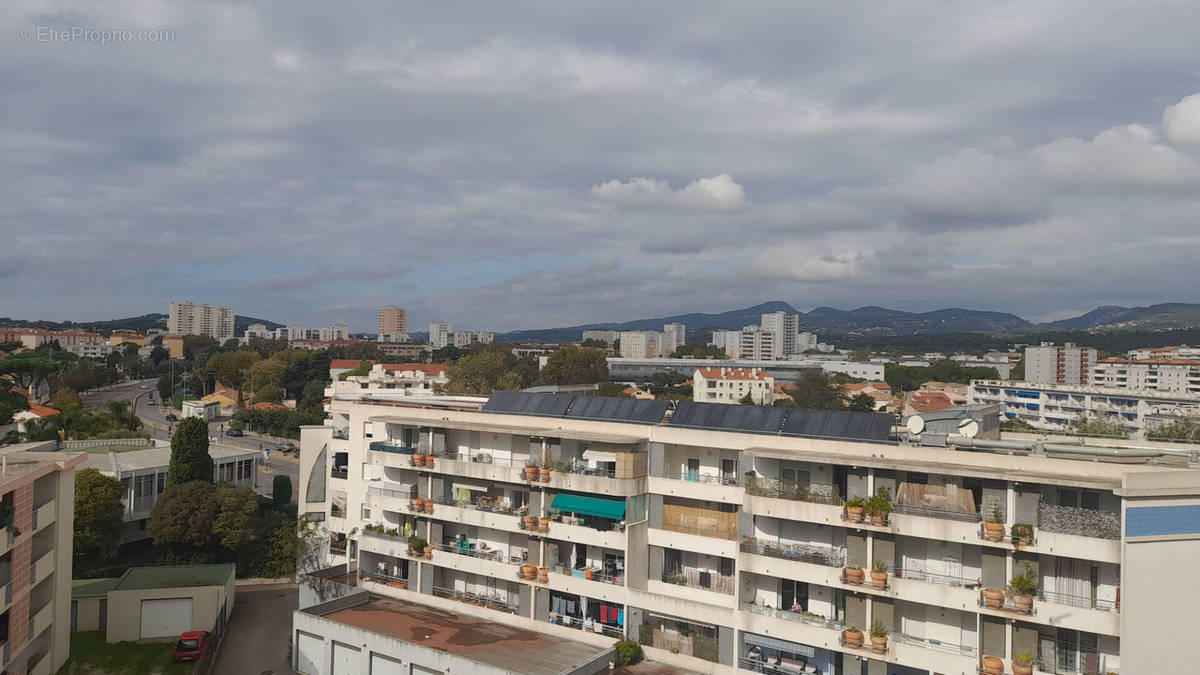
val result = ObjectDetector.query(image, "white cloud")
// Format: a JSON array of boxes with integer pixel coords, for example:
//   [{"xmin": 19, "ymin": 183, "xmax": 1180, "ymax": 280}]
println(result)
[
  {"xmin": 1163, "ymin": 92, "xmax": 1200, "ymax": 145},
  {"xmin": 590, "ymin": 173, "xmax": 746, "ymax": 211}
]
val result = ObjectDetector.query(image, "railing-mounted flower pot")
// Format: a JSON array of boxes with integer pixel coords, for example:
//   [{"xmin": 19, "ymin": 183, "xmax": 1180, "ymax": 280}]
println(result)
[
  {"xmin": 980, "ymin": 655, "xmax": 1004, "ymax": 674},
  {"xmin": 982, "ymin": 587, "xmax": 1004, "ymax": 609},
  {"xmin": 841, "ymin": 627, "xmax": 863, "ymax": 649},
  {"xmin": 412, "ymin": 452, "xmax": 427, "ymax": 467},
  {"xmin": 844, "ymin": 498, "xmax": 866, "ymax": 523},
  {"xmin": 843, "ymin": 566, "xmax": 864, "ymax": 586}
]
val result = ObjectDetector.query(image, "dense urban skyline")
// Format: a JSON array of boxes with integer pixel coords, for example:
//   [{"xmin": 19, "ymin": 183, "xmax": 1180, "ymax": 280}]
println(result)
[{"xmin": 4, "ymin": 2, "xmax": 1200, "ymax": 333}]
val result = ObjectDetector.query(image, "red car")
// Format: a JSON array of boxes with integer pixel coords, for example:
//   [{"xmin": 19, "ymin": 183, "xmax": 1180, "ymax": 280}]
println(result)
[{"xmin": 172, "ymin": 631, "xmax": 210, "ymax": 662}]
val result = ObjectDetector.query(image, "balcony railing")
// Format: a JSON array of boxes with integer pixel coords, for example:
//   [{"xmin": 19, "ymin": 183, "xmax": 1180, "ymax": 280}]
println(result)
[
  {"xmin": 738, "ymin": 656, "xmax": 826, "ymax": 675},
  {"xmin": 1035, "ymin": 637, "xmax": 1115, "ymax": 674},
  {"xmin": 637, "ymin": 625, "xmax": 720, "ymax": 663},
  {"xmin": 1038, "ymin": 588, "xmax": 1118, "ymax": 612},
  {"xmin": 739, "ymin": 601, "xmax": 842, "ymax": 630},
  {"xmin": 894, "ymin": 566, "xmax": 981, "ymax": 589},
  {"xmin": 330, "ymin": 468, "xmax": 348, "ymax": 480},
  {"xmin": 432, "ymin": 586, "xmax": 520, "ymax": 614},
  {"xmin": 1037, "ymin": 502, "xmax": 1120, "ymax": 540},
  {"xmin": 367, "ymin": 482, "xmax": 414, "ymax": 500},
  {"xmin": 368, "ymin": 440, "xmax": 416, "ymax": 454},
  {"xmin": 662, "ymin": 470, "xmax": 738, "ymax": 486},
  {"xmin": 435, "ymin": 496, "xmax": 527, "ymax": 518},
  {"xmin": 435, "ymin": 541, "xmax": 525, "ymax": 566},
  {"xmin": 661, "ymin": 568, "xmax": 734, "ymax": 595},
  {"xmin": 892, "ymin": 501, "xmax": 981, "ymax": 523},
  {"xmin": 549, "ymin": 613, "xmax": 624, "ymax": 638},
  {"xmin": 839, "ymin": 631, "xmax": 889, "ymax": 655},
  {"xmin": 740, "ymin": 537, "xmax": 845, "ymax": 568},
  {"xmin": 978, "ymin": 589, "xmax": 1035, "ymax": 615},
  {"xmin": 359, "ymin": 571, "xmax": 409, "ymax": 589},
  {"xmin": 332, "ymin": 430, "xmax": 349, "ymax": 440},
  {"xmin": 439, "ymin": 452, "xmax": 525, "ymax": 467},
  {"xmin": 552, "ymin": 564, "xmax": 624, "ymax": 585},
  {"xmin": 744, "ymin": 476, "xmax": 842, "ymax": 505},
  {"xmin": 892, "ymin": 631, "xmax": 977, "ymax": 656}
]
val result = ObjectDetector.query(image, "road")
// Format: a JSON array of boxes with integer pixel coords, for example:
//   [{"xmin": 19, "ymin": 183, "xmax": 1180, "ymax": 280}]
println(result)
[
  {"xmin": 78, "ymin": 377, "xmax": 159, "ymax": 409},
  {"xmin": 212, "ymin": 584, "xmax": 298, "ymax": 675}
]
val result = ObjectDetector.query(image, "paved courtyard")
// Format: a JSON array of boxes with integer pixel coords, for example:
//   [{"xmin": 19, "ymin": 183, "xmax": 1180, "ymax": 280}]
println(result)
[{"xmin": 212, "ymin": 584, "xmax": 298, "ymax": 675}]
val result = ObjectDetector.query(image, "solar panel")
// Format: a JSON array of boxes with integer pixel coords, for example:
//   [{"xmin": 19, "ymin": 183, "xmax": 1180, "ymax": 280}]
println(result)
[
  {"xmin": 780, "ymin": 409, "xmax": 891, "ymax": 441},
  {"xmin": 565, "ymin": 396, "xmax": 668, "ymax": 423},
  {"xmin": 669, "ymin": 401, "xmax": 786, "ymax": 433},
  {"xmin": 482, "ymin": 391, "xmax": 575, "ymax": 417}
]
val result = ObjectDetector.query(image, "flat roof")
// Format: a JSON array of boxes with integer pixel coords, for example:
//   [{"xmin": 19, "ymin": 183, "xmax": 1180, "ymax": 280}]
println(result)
[
  {"xmin": 113, "ymin": 564, "xmax": 235, "ymax": 591},
  {"xmin": 0, "ymin": 448, "xmax": 86, "ymax": 491},
  {"xmin": 79, "ymin": 445, "xmax": 258, "ymax": 474},
  {"xmin": 72, "ymin": 577, "xmax": 121, "ymax": 598},
  {"xmin": 312, "ymin": 595, "xmax": 610, "ymax": 675}
]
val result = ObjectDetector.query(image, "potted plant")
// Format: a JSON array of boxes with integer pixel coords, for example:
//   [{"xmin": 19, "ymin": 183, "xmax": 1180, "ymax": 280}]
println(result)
[
  {"xmin": 1014, "ymin": 652, "xmax": 1035, "ymax": 675},
  {"xmin": 868, "ymin": 620, "xmax": 888, "ymax": 653},
  {"xmin": 842, "ymin": 625, "xmax": 863, "ymax": 648},
  {"xmin": 980, "ymin": 655, "xmax": 1004, "ymax": 674},
  {"xmin": 538, "ymin": 511, "xmax": 551, "ymax": 532},
  {"xmin": 1011, "ymin": 522, "xmax": 1034, "ymax": 547},
  {"xmin": 982, "ymin": 587, "xmax": 1004, "ymax": 609},
  {"xmin": 524, "ymin": 460, "xmax": 540, "ymax": 481},
  {"xmin": 843, "ymin": 565, "xmax": 864, "ymax": 585},
  {"xmin": 865, "ymin": 487, "xmax": 893, "ymax": 526},
  {"xmin": 1008, "ymin": 561, "xmax": 1037, "ymax": 613},
  {"xmin": 983, "ymin": 505, "xmax": 1005, "ymax": 542},
  {"xmin": 407, "ymin": 535, "xmax": 427, "ymax": 557},
  {"xmin": 412, "ymin": 450, "xmax": 427, "ymax": 467},
  {"xmin": 844, "ymin": 497, "xmax": 866, "ymax": 523},
  {"xmin": 539, "ymin": 460, "xmax": 553, "ymax": 483},
  {"xmin": 537, "ymin": 566, "xmax": 550, "ymax": 583},
  {"xmin": 425, "ymin": 451, "xmax": 438, "ymax": 469},
  {"xmin": 424, "ymin": 499, "xmax": 435, "ymax": 514},
  {"xmin": 870, "ymin": 559, "xmax": 889, "ymax": 588}
]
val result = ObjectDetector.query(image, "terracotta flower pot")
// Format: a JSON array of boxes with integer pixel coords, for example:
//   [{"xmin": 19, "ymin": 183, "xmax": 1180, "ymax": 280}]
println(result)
[
  {"xmin": 870, "ymin": 635, "xmax": 887, "ymax": 653},
  {"xmin": 520, "ymin": 564, "xmax": 537, "ymax": 580},
  {"xmin": 980, "ymin": 655, "xmax": 1004, "ymax": 674},
  {"xmin": 1013, "ymin": 664, "xmax": 1034, "ymax": 675},
  {"xmin": 426, "ymin": 456, "xmax": 436, "ymax": 469},
  {"xmin": 871, "ymin": 512, "xmax": 888, "ymax": 526},
  {"xmin": 424, "ymin": 500, "xmax": 435, "ymax": 514},
  {"xmin": 870, "ymin": 570, "xmax": 889, "ymax": 588},
  {"xmin": 539, "ymin": 517, "xmax": 551, "ymax": 532},
  {"xmin": 846, "ymin": 506, "xmax": 865, "ymax": 523},
  {"xmin": 842, "ymin": 628, "xmax": 863, "ymax": 648},
  {"xmin": 1014, "ymin": 594, "xmax": 1034, "ymax": 613},
  {"xmin": 524, "ymin": 467, "xmax": 539, "ymax": 481},
  {"xmin": 522, "ymin": 516, "xmax": 537, "ymax": 530},
  {"xmin": 537, "ymin": 567, "xmax": 550, "ymax": 583},
  {"xmin": 424, "ymin": 546, "xmax": 434, "ymax": 559},
  {"xmin": 539, "ymin": 467, "xmax": 552, "ymax": 483},
  {"xmin": 412, "ymin": 453, "xmax": 427, "ymax": 467},
  {"xmin": 844, "ymin": 566, "xmax": 864, "ymax": 585},
  {"xmin": 983, "ymin": 521, "xmax": 1004, "ymax": 542},
  {"xmin": 982, "ymin": 588, "xmax": 1004, "ymax": 609}
]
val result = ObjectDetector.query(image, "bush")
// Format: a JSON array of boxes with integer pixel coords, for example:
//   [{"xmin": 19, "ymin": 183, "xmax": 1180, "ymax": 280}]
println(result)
[
  {"xmin": 407, "ymin": 535, "xmax": 427, "ymax": 552},
  {"xmin": 273, "ymin": 475, "xmax": 292, "ymax": 506},
  {"xmin": 613, "ymin": 640, "xmax": 643, "ymax": 665}
]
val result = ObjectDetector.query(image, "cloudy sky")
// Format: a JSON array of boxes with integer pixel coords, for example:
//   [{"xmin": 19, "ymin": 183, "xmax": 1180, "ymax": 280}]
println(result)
[{"xmin": 4, "ymin": 1, "xmax": 1200, "ymax": 332}]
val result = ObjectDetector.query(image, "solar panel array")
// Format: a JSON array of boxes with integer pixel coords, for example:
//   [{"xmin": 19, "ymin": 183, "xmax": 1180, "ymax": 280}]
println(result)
[
  {"xmin": 482, "ymin": 392, "xmax": 892, "ymax": 442},
  {"xmin": 670, "ymin": 401, "xmax": 891, "ymax": 441}
]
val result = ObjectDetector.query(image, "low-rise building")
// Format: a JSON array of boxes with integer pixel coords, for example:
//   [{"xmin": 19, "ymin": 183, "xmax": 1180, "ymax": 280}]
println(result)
[
  {"xmin": 334, "ymin": 364, "xmax": 449, "ymax": 396},
  {"xmin": 107, "ymin": 333, "xmax": 146, "ymax": 347},
  {"xmin": 693, "ymin": 367, "xmax": 774, "ymax": 405},
  {"xmin": 163, "ymin": 335, "xmax": 185, "ymax": 359},
  {"xmin": 72, "ymin": 564, "xmax": 235, "ymax": 643},
  {"xmin": 968, "ymin": 379, "xmax": 1200, "ymax": 436},
  {"xmin": 181, "ymin": 399, "xmax": 219, "ymax": 421}
]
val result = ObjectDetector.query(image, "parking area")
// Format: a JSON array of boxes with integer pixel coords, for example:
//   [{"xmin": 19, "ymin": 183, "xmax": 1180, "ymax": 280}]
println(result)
[{"xmin": 211, "ymin": 584, "xmax": 298, "ymax": 675}]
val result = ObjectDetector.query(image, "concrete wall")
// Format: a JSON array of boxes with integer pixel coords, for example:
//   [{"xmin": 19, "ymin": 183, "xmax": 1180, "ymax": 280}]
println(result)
[
  {"xmin": 73, "ymin": 596, "xmax": 105, "ymax": 633},
  {"xmin": 105, "ymin": 585, "xmax": 227, "ymax": 643}
]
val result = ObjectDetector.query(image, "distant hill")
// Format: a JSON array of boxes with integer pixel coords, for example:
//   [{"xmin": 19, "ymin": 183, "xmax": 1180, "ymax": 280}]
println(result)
[
  {"xmin": 1040, "ymin": 303, "xmax": 1200, "ymax": 332},
  {"xmin": 499, "ymin": 301, "xmax": 1032, "ymax": 342},
  {"xmin": 0, "ymin": 313, "xmax": 284, "ymax": 336}
]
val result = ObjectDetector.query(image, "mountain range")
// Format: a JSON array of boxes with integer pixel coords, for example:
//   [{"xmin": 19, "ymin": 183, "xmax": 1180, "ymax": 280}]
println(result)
[
  {"xmin": 497, "ymin": 301, "xmax": 1200, "ymax": 342},
  {"xmin": 0, "ymin": 313, "xmax": 284, "ymax": 336}
]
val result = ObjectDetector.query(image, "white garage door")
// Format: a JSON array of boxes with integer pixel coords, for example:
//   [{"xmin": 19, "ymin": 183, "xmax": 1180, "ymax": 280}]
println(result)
[
  {"xmin": 369, "ymin": 652, "xmax": 404, "ymax": 675},
  {"xmin": 332, "ymin": 642, "xmax": 361, "ymax": 675},
  {"xmin": 296, "ymin": 632, "xmax": 324, "ymax": 675},
  {"xmin": 139, "ymin": 597, "xmax": 193, "ymax": 638}
]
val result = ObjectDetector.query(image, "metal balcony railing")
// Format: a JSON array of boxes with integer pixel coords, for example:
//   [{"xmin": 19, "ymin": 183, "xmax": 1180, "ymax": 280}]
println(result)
[
  {"xmin": 738, "ymin": 602, "xmax": 842, "ymax": 630},
  {"xmin": 431, "ymin": 586, "xmax": 519, "ymax": 614},
  {"xmin": 893, "ymin": 566, "xmax": 981, "ymax": 589},
  {"xmin": 892, "ymin": 632, "xmax": 978, "ymax": 656},
  {"xmin": 1038, "ymin": 588, "xmax": 1118, "ymax": 612},
  {"xmin": 548, "ymin": 613, "xmax": 623, "ymax": 638},
  {"xmin": 661, "ymin": 568, "xmax": 734, "ymax": 595},
  {"xmin": 740, "ymin": 537, "xmax": 845, "ymax": 568},
  {"xmin": 553, "ymin": 565, "xmax": 625, "ymax": 586},
  {"xmin": 744, "ymin": 477, "xmax": 842, "ymax": 505},
  {"xmin": 662, "ymin": 470, "xmax": 738, "ymax": 486}
]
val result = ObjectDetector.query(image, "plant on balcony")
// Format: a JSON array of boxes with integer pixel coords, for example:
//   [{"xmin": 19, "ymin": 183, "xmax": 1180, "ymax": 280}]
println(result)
[
  {"xmin": 425, "ymin": 451, "xmax": 438, "ymax": 469},
  {"xmin": 842, "ymin": 625, "xmax": 863, "ymax": 648},
  {"xmin": 539, "ymin": 459, "xmax": 553, "ymax": 483},
  {"xmin": 412, "ymin": 450, "xmax": 427, "ymax": 467},
  {"xmin": 612, "ymin": 640, "xmax": 643, "ymax": 665},
  {"xmin": 1008, "ymin": 561, "xmax": 1037, "ymax": 613},
  {"xmin": 864, "ymin": 487, "xmax": 893, "ymax": 525},
  {"xmin": 843, "ymin": 564, "xmax": 864, "ymax": 585},
  {"xmin": 983, "ymin": 504, "xmax": 1005, "ymax": 541},
  {"xmin": 1011, "ymin": 522, "xmax": 1034, "ymax": 547},
  {"xmin": 868, "ymin": 620, "xmax": 888, "ymax": 653},
  {"xmin": 982, "ymin": 586, "xmax": 1004, "ymax": 609},
  {"xmin": 980, "ymin": 655, "xmax": 1004, "ymax": 674},
  {"xmin": 524, "ymin": 460, "xmax": 540, "ymax": 481},
  {"xmin": 844, "ymin": 496, "xmax": 866, "ymax": 523},
  {"xmin": 1014, "ymin": 652, "xmax": 1035, "ymax": 675},
  {"xmin": 870, "ymin": 559, "xmax": 889, "ymax": 588},
  {"xmin": 407, "ymin": 535, "xmax": 427, "ymax": 556}
]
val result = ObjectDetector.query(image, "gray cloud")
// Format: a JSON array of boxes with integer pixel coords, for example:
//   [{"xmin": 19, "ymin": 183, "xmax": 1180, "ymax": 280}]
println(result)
[{"xmin": 3, "ymin": 1, "xmax": 1200, "ymax": 331}]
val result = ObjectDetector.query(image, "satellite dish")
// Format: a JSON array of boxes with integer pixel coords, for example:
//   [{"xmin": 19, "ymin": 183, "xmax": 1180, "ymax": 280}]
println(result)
[
  {"xmin": 906, "ymin": 416, "xmax": 925, "ymax": 435},
  {"xmin": 959, "ymin": 418, "xmax": 980, "ymax": 439}
]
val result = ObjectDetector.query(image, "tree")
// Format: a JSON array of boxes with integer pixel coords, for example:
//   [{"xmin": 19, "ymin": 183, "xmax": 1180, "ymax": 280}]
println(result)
[
  {"xmin": 445, "ymin": 347, "xmax": 518, "ymax": 395},
  {"xmin": 779, "ymin": 370, "xmax": 846, "ymax": 410},
  {"xmin": 849, "ymin": 347, "xmax": 873, "ymax": 362},
  {"xmin": 847, "ymin": 392, "xmax": 878, "ymax": 412},
  {"xmin": 148, "ymin": 480, "xmax": 220, "ymax": 552},
  {"xmin": 580, "ymin": 338, "xmax": 609, "ymax": 349},
  {"xmin": 1010, "ymin": 357, "xmax": 1025, "ymax": 381},
  {"xmin": 273, "ymin": 475, "xmax": 293, "ymax": 506},
  {"xmin": 0, "ymin": 386, "xmax": 29, "ymax": 425},
  {"xmin": 1074, "ymin": 413, "xmax": 1129, "ymax": 439},
  {"xmin": 536, "ymin": 346, "xmax": 609, "ymax": 386},
  {"xmin": 595, "ymin": 381, "xmax": 630, "ymax": 398},
  {"xmin": 252, "ymin": 384, "xmax": 285, "ymax": 404},
  {"xmin": 73, "ymin": 468, "xmax": 126, "ymax": 562},
  {"xmin": 0, "ymin": 354, "xmax": 60, "ymax": 391},
  {"xmin": 336, "ymin": 359, "xmax": 372, "ymax": 381},
  {"xmin": 167, "ymin": 417, "xmax": 213, "ymax": 487},
  {"xmin": 203, "ymin": 350, "xmax": 261, "ymax": 402},
  {"xmin": 671, "ymin": 344, "xmax": 729, "ymax": 359},
  {"xmin": 295, "ymin": 521, "xmax": 340, "ymax": 601},
  {"xmin": 211, "ymin": 485, "xmax": 260, "ymax": 551},
  {"xmin": 149, "ymin": 345, "xmax": 169, "ymax": 365},
  {"xmin": 738, "ymin": 393, "xmax": 756, "ymax": 405},
  {"xmin": 1146, "ymin": 417, "xmax": 1200, "ymax": 442}
]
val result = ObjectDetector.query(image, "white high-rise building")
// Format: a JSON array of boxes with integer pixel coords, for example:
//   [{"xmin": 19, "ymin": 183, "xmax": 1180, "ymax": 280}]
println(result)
[
  {"xmin": 582, "ymin": 330, "xmax": 620, "ymax": 345},
  {"xmin": 738, "ymin": 325, "xmax": 775, "ymax": 361},
  {"xmin": 1025, "ymin": 342, "xmax": 1097, "ymax": 385},
  {"xmin": 761, "ymin": 311, "xmax": 799, "ymax": 359},
  {"xmin": 796, "ymin": 331, "xmax": 818, "ymax": 353},
  {"xmin": 619, "ymin": 331, "xmax": 664, "ymax": 358},
  {"xmin": 710, "ymin": 329, "xmax": 742, "ymax": 358},
  {"xmin": 429, "ymin": 322, "xmax": 452, "ymax": 349},
  {"xmin": 663, "ymin": 323, "xmax": 686, "ymax": 355},
  {"xmin": 167, "ymin": 301, "xmax": 235, "ymax": 341},
  {"xmin": 320, "ymin": 324, "xmax": 350, "ymax": 341}
]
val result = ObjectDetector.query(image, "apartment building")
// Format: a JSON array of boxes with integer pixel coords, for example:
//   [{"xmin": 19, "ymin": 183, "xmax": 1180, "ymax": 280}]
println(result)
[
  {"xmin": 0, "ymin": 330, "xmax": 111, "ymax": 358},
  {"xmin": 968, "ymin": 379, "xmax": 1200, "ymax": 437},
  {"xmin": 582, "ymin": 330, "xmax": 620, "ymax": 345},
  {"xmin": 167, "ymin": 301, "xmax": 235, "ymax": 342},
  {"xmin": 428, "ymin": 322, "xmax": 452, "ymax": 349},
  {"xmin": 711, "ymin": 330, "xmax": 742, "ymax": 358},
  {"xmin": 0, "ymin": 443, "xmax": 87, "ymax": 674},
  {"xmin": 452, "ymin": 330, "xmax": 495, "ymax": 348},
  {"xmin": 663, "ymin": 323, "xmax": 686, "ymax": 354},
  {"xmin": 1091, "ymin": 358, "xmax": 1200, "ymax": 394},
  {"xmin": 619, "ymin": 331, "xmax": 665, "ymax": 359},
  {"xmin": 1025, "ymin": 343, "xmax": 1096, "ymax": 386},
  {"xmin": 761, "ymin": 312, "xmax": 798, "ymax": 359},
  {"xmin": 693, "ymin": 368, "xmax": 775, "ymax": 405},
  {"xmin": 608, "ymin": 357, "xmax": 885, "ymax": 383},
  {"xmin": 319, "ymin": 325, "xmax": 350, "ymax": 342},
  {"xmin": 332, "ymin": 364, "xmax": 450, "ymax": 397},
  {"xmin": 738, "ymin": 326, "xmax": 775, "ymax": 361},
  {"xmin": 299, "ymin": 388, "xmax": 1200, "ymax": 674},
  {"xmin": 378, "ymin": 306, "xmax": 407, "ymax": 341}
]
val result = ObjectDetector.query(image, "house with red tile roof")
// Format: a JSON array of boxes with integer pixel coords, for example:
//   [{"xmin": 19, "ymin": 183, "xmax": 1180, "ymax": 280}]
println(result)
[{"xmin": 693, "ymin": 367, "xmax": 774, "ymax": 405}]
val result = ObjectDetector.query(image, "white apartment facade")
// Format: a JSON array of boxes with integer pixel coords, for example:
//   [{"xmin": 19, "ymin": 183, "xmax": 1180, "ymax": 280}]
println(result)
[
  {"xmin": 761, "ymin": 312, "xmax": 798, "ymax": 359},
  {"xmin": 738, "ymin": 326, "xmax": 775, "ymax": 361},
  {"xmin": 663, "ymin": 323, "xmax": 686, "ymax": 354},
  {"xmin": 1025, "ymin": 343, "xmax": 1097, "ymax": 386},
  {"xmin": 710, "ymin": 330, "xmax": 742, "ymax": 358},
  {"xmin": 619, "ymin": 331, "xmax": 665, "ymax": 359},
  {"xmin": 693, "ymin": 367, "xmax": 775, "ymax": 405},
  {"xmin": 581, "ymin": 330, "xmax": 620, "ymax": 345},
  {"xmin": 1091, "ymin": 358, "xmax": 1200, "ymax": 394},
  {"xmin": 608, "ymin": 357, "xmax": 884, "ymax": 383},
  {"xmin": 298, "ymin": 392, "xmax": 1200, "ymax": 675},
  {"xmin": 333, "ymin": 364, "xmax": 450, "ymax": 396},
  {"xmin": 428, "ymin": 322, "xmax": 452, "ymax": 349},
  {"xmin": 319, "ymin": 325, "xmax": 350, "ymax": 342},
  {"xmin": 167, "ymin": 301, "xmax": 234, "ymax": 341},
  {"xmin": 968, "ymin": 379, "xmax": 1200, "ymax": 437},
  {"xmin": 451, "ymin": 331, "xmax": 495, "ymax": 348},
  {"xmin": 242, "ymin": 323, "xmax": 272, "ymax": 341}
]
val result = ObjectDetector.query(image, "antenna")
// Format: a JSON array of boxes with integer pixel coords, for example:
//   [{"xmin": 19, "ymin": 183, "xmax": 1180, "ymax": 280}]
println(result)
[
  {"xmin": 906, "ymin": 415, "xmax": 925, "ymax": 435},
  {"xmin": 959, "ymin": 418, "xmax": 980, "ymax": 439}
]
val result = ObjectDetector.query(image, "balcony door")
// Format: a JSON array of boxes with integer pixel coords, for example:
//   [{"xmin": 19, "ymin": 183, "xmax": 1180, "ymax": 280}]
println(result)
[{"xmin": 780, "ymin": 579, "xmax": 808, "ymax": 612}]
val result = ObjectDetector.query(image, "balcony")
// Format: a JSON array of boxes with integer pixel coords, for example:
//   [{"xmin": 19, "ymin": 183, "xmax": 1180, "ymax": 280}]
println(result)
[
  {"xmin": 978, "ymin": 588, "xmax": 1035, "ymax": 616},
  {"xmin": 358, "ymin": 571, "xmax": 409, "ymax": 590},
  {"xmin": 638, "ymin": 625, "xmax": 720, "ymax": 663},
  {"xmin": 839, "ymin": 630, "xmax": 889, "ymax": 656},
  {"xmin": 547, "ymin": 613, "xmax": 623, "ymax": 639},
  {"xmin": 892, "ymin": 631, "xmax": 977, "ymax": 658},
  {"xmin": 740, "ymin": 537, "xmax": 845, "ymax": 568},
  {"xmin": 894, "ymin": 565, "xmax": 980, "ymax": 590},
  {"xmin": 1038, "ymin": 588, "xmax": 1117, "ymax": 612},
  {"xmin": 739, "ymin": 601, "xmax": 842, "ymax": 632},
  {"xmin": 431, "ymin": 585, "xmax": 520, "ymax": 614},
  {"xmin": 745, "ymin": 476, "xmax": 841, "ymax": 506},
  {"xmin": 650, "ymin": 470, "xmax": 741, "ymax": 504},
  {"xmin": 1037, "ymin": 503, "xmax": 1120, "ymax": 540},
  {"xmin": 661, "ymin": 568, "xmax": 734, "ymax": 595},
  {"xmin": 330, "ymin": 466, "xmax": 348, "ymax": 480},
  {"xmin": 368, "ymin": 440, "xmax": 416, "ymax": 455},
  {"xmin": 661, "ymin": 504, "xmax": 738, "ymax": 541},
  {"xmin": 424, "ymin": 452, "xmax": 526, "ymax": 484},
  {"xmin": 32, "ymin": 500, "xmax": 55, "ymax": 531},
  {"xmin": 31, "ymin": 550, "xmax": 54, "ymax": 586}
]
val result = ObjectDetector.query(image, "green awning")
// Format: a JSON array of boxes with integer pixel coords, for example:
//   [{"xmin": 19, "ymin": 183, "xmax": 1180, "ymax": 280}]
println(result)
[{"xmin": 551, "ymin": 493, "xmax": 626, "ymax": 520}]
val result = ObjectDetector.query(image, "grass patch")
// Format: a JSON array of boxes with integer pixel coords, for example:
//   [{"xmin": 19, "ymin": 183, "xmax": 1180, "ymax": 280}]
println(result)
[{"xmin": 57, "ymin": 631, "xmax": 194, "ymax": 675}]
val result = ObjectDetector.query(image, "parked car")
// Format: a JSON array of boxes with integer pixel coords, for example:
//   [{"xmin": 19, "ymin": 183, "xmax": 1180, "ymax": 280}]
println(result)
[
  {"xmin": 279, "ymin": 441, "xmax": 297, "ymax": 454},
  {"xmin": 172, "ymin": 631, "xmax": 210, "ymax": 662},
  {"xmin": 165, "ymin": 413, "xmax": 178, "ymax": 422},
  {"xmin": 226, "ymin": 428, "xmax": 244, "ymax": 437}
]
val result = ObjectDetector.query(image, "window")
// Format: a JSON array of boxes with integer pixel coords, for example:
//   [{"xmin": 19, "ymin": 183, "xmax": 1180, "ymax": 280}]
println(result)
[
  {"xmin": 237, "ymin": 459, "xmax": 253, "ymax": 480},
  {"xmin": 718, "ymin": 557, "xmax": 734, "ymax": 577},
  {"xmin": 362, "ymin": 505, "xmax": 371, "ymax": 519},
  {"xmin": 156, "ymin": 473, "xmax": 166, "ymax": 494}
]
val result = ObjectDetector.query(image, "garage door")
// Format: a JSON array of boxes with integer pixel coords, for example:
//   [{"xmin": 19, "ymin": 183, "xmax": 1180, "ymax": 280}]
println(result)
[
  {"xmin": 331, "ymin": 642, "xmax": 361, "ymax": 675},
  {"xmin": 296, "ymin": 632, "xmax": 323, "ymax": 675},
  {"xmin": 369, "ymin": 652, "xmax": 403, "ymax": 675},
  {"xmin": 139, "ymin": 597, "xmax": 193, "ymax": 638}
]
